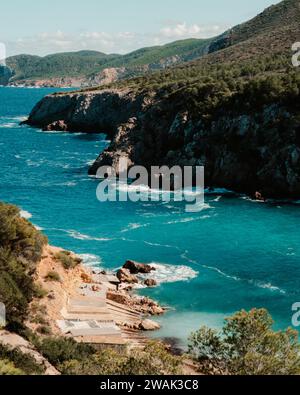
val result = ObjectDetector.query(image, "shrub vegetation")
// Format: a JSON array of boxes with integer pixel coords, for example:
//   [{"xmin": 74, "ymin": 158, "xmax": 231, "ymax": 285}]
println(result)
[
  {"xmin": 0, "ymin": 203, "xmax": 47, "ymax": 330},
  {"xmin": 189, "ymin": 308, "xmax": 300, "ymax": 375}
]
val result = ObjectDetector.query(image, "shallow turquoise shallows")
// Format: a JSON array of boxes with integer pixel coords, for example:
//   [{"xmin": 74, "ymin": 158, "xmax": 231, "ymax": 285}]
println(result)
[{"xmin": 1, "ymin": 86, "xmax": 300, "ymax": 347}]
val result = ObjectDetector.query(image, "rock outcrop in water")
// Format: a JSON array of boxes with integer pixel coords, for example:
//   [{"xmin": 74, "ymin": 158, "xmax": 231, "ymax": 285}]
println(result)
[{"xmin": 123, "ymin": 260, "xmax": 156, "ymax": 274}]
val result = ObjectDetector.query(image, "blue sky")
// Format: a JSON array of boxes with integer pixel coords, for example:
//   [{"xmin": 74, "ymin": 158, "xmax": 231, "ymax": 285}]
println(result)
[{"xmin": 1, "ymin": 0, "xmax": 281, "ymax": 56}]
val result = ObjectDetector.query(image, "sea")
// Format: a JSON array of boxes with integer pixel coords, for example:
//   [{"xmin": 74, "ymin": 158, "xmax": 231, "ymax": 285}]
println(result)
[{"xmin": 1, "ymin": 86, "xmax": 300, "ymax": 347}]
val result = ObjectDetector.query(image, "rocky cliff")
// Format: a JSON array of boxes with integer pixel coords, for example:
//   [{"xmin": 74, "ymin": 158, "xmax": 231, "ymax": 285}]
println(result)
[
  {"xmin": 84, "ymin": 99, "xmax": 300, "ymax": 199},
  {"xmin": 26, "ymin": 89, "xmax": 145, "ymax": 134},
  {"xmin": 25, "ymin": 84, "xmax": 300, "ymax": 199}
]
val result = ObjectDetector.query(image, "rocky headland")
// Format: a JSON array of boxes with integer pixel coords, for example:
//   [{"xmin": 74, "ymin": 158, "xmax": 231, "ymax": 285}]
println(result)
[{"xmin": 24, "ymin": 84, "xmax": 300, "ymax": 199}]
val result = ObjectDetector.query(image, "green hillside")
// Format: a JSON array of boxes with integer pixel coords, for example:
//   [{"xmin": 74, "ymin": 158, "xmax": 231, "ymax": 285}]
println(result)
[
  {"xmin": 4, "ymin": 38, "xmax": 214, "ymax": 84},
  {"xmin": 6, "ymin": 51, "xmax": 118, "ymax": 81},
  {"xmin": 107, "ymin": 38, "xmax": 212, "ymax": 67},
  {"xmin": 99, "ymin": 0, "xmax": 299, "ymax": 99}
]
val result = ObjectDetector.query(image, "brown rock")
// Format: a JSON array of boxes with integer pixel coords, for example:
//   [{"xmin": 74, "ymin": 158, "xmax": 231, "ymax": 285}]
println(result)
[
  {"xmin": 144, "ymin": 278, "xmax": 157, "ymax": 287},
  {"xmin": 81, "ymin": 273, "xmax": 92, "ymax": 284},
  {"xmin": 123, "ymin": 260, "xmax": 155, "ymax": 274},
  {"xmin": 43, "ymin": 120, "xmax": 68, "ymax": 132},
  {"xmin": 150, "ymin": 305, "xmax": 165, "ymax": 315},
  {"xmin": 139, "ymin": 319, "xmax": 161, "ymax": 331},
  {"xmin": 117, "ymin": 268, "xmax": 138, "ymax": 284},
  {"xmin": 47, "ymin": 291, "xmax": 55, "ymax": 300},
  {"xmin": 107, "ymin": 291, "xmax": 130, "ymax": 305}
]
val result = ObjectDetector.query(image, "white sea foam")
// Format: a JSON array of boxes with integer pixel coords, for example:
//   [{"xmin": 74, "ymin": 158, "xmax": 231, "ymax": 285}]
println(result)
[
  {"xmin": 248, "ymin": 280, "xmax": 286, "ymax": 295},
  {"xmin": 212, "ymin": 196, "xmax": 222, "ymax": 202},
  {"xmin": 202, "ymin": 264, "xmax": 286, "ymax": 294},
  {"xmin": 0, "ymin": 123, "xmax": 18, "ymax": 128},
  {"xmin": 112, "ymin": 182, "xmax": 204, "ymax": 200},
  {"xmin": 66, "ymin": 230, "xmax": 112, "ymax": 242},
  {"xmin": 34, "ymin": 225, "xmax": 44, "ymax": 231},
  {"xmin": 20, "ymin": 210, "xmax": 32, "ymax": 220},
  {"xmin": 0, "ymin": 115, "xmax": 27, "ymax": 128},
  {"xmin": 26, "ymin": 159, "xmax": 41, "ymax": 168},
  {"xmin": 144, "ymin": 241, "xmax": 175, "ymax": 249},
  {"xmin": 59, "ymin": 181, "xmax": 77, "ymax": 187},
  {"xmin": 180, "ymin": 249, "xmax": 287, "ymax": 295},
  {"xmin": 240, "ymin": 196, "xmax": 265, "ymax": 204},
  {"xmin": 121, "ymin": 223, "xmax": 150, "ymax": 233},
  {"xmin": 113, "ymin": 182, "xmax": 154, "ymax": 194},
  {"xmin": 205, "ymin": 188, "xmax": 234, "ymax": 195},
  {"xmin": 202, "ymin": 265, "xmax": 241, "ymax": 282},
  {"xmin": 165, "ymin": 214, "xmax": 212, "ymax": 225},
  {"xmin": 78, "ymin": 253, "xmax": 103, "ymax": 268},
  {"xmin": 180, "ymin": 251, "xmax": 198, "ymax": 265},
  {"xmin": 139, "ymin": 262, "xmax": 198, "ymax": 285}
]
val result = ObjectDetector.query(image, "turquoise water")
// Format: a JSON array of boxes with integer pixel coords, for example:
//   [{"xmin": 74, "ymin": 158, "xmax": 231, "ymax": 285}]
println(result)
[{"xmin": 1, "ymin": 86, "xmax": 300, "ymax": 346}]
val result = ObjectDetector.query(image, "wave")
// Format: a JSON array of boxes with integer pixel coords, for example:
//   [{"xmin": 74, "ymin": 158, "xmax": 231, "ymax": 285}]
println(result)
[
  {"xmin": 78, "ymin": 253, "xmax": 103, "ymax": 268},
  {"xmin": 205, "ymin": 188, "xmax": 234, "ymax": 195},
  {"xmin": 26, "ymin": 159, "xmax": 41, "ymax": 168},
  {"xmin": 180, "ymin": 250, "xmax": 286, "ymax": 295},
  {"xmin": 185, "ymin": 202, "xmax": 212, "ymax": 212},
  {"xmin": 112, "ymin": 182, "xmax": 204, "ymax": 199},
  {"xmin": 202, "ymin": 265, "xmax": 241, "ymax": 282},
  {"xmin": 144, "ymin": 241, "xmax": 176, "ymax": 249},
  {"xmin": 0, "ymin": 115, "xmax": 27, "ymax": 121},
  {"xmin": 58, "ymin": 181, "xmax": 77, "ymax": 187},
  {"xmin": 0, "ymin": 123, "xmax": 19, "ymax": 129},
  {"xmin": 35, "ymin": 130, "xmax": 71, "ymax": 137},
  {"xmin": 180, "ymin": 251, "xmax": 199, "ymax": 265},
  {"xmin": 165, "ymin": 214, "xmax": 212, "ymax": 225},
  {"xmin": 33, "ymin": 224, "xmax": 44, "ymax": 231},
  {"xmin": 240, "ymin": 196, "xmax": 265, "ymax": 204},
  {"xmin": 138, "ymin": 262, "xmax": 198, "ymax": 285},
  {"xmin": 0, "ymin": 115, "xmax": 27, "ymax": 128},
  {"xmin": 65, "ymin": 230, "xmax": 112, "ymax": 242},
  {"xmin": 248, "ymin": 279, "xmax": 286, "ymax": 295},
  {"xmin": 113, "ymin": 182, "xmax": 154, "ymax": 194},
  {"xmin": 212, "ymin": 196, "xmax": 222, "ymax": 202},
  {"xmin": 202, "ymin": 264, "xmax": 286, "ymax": 295},
  {"xmin": 121, "ymin": 223, "xmax": 150, "ymax": 233},
  {"xmin": 20, "ymin": 210, "xmax": 32, "ymax": 220}
]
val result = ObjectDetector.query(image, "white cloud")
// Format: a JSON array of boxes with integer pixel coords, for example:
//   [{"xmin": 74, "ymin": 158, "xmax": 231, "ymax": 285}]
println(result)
[
  {"xmin": 5, "ymin": 23, "xmax": 228, "ymax": 57},
  {"xmin": 159, "ymin": 22, "xmax": 224, "ymax": 40}
]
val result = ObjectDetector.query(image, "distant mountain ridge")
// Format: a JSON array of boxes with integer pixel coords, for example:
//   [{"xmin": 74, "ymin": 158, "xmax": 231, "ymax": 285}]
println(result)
[{"xmin": 1, "ymin": 38, "xmax": 214, "ymax": 87}]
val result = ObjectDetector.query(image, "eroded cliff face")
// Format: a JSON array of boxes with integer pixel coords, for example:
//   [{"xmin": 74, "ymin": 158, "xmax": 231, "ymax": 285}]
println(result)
[
  {"xmin": 26, "ymin": 89, "xmax": 300, "ymax": 198},
  {"xmin": 26, "ymin": 89, "xmax": 146, "ymax": 135}
]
